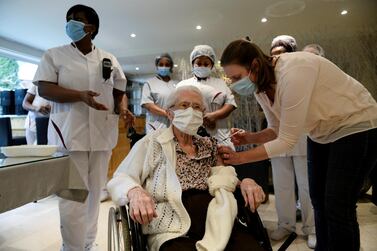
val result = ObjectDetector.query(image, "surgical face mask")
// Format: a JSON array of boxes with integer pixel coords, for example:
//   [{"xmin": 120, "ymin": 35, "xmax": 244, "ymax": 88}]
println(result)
[
  {"xmin": 172, "ymin": 107, "xmax": 203, "ymax": 135},
  {"xmin": 65, "ymin": 20, "xmax": 88, "ymax": 42},
  {"xmin": 157, "ymin": 66, "xmax": 171, "ymax": 77},
  {"xmin": 193, "ymin": 66, "xmax": 211, "ymax": 78},
  {"xmin": 230, "ymin": 72, "xmax": 256, "ymax": 96}
]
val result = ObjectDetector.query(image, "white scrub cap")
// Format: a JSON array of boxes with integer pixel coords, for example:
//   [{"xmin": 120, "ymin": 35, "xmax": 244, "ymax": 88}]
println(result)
[
  {"xmin": 190, "ymin": 45, "xmax": 216, "ymax": 64},
  {"xmin": 303, "ymin": 44, "xmax": 325, "ymax": 57},
  {"xmin": 271, "ymin": 35, "xmax": 297, "ymax": 52}
]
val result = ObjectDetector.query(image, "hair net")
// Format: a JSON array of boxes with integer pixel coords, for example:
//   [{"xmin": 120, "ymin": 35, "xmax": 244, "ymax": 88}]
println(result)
[
  {"xmin": 190, "ymin": 45, "xmax": 216, "ymax": 64},
  {"xmin": 271, "ymin": 35, "xmax": 297, "ymax": 53},
  {"xmin": 303, "ymin": 44, "xmax": 325, "ymax": 57},
  {"xmin": 155, "ymin": 53, "xmax": 174, "ymax": 71}
]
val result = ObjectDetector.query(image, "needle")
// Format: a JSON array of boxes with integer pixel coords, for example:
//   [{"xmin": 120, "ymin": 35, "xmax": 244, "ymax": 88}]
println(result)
[{"xmin": 218, "ymin": 129, "xmax": 245, "ymax": 144}]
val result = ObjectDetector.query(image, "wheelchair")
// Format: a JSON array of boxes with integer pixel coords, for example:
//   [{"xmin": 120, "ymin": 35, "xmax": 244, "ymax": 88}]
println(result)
[
  {"xmin": 108, "ymin": 189, "xmax": 274, "ymax": 251},
  {"xmin": 109, "ymin": 130, "xmax": 295, "ymax": 250}
]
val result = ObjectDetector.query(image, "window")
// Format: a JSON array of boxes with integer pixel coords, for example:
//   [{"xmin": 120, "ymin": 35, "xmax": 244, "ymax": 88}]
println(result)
[{"xmin": 0, "ymin": 55, "xmax": 38, "ymax": 90}]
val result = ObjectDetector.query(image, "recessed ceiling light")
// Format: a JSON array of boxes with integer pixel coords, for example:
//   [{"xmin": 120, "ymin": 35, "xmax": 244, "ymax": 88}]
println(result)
[
  {"xmin": 196, "ymin": 25, "xmax": 202, "ymax": 30},
  {"xmin": 135, "ymin": 67, "xmax": 139, "ymax": 71},
  {"xmin": 174, "ymin": 64, "xmax": 178, "ymax": 68},
  {"xmin": 217, "ymin": 60, "xmax": 221, "ymax": 65},
  {"xmin": 130, "ymin": 33, "xmax": 136, "ymax": 38},
  {"xmin": 261, "ymin": 17, "xmax": 268, "ymax": 23},
  {"xmin": 341, "ymin": 10, "xmax": 348, "ymax": 15}
]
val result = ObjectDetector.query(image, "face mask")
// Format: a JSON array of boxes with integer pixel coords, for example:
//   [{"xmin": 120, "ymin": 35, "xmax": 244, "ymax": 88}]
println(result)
[
  {"xmin": 193, "ymin": 66, "xmax": 211, "ymax": 78},
  {"xmin": 230, "ymin": 72, "xmax": 257, "ymax": 96},
  {"xmin": 157, "ymin": 67, "xmax": 171, "ymax": 77},
  {"xmin": 172, "ymin": 107, "xmax": 203, "ymax": 135},
  {"xmin": 65, "ymin": 20, "xmax": 88, "ymax": 42}
]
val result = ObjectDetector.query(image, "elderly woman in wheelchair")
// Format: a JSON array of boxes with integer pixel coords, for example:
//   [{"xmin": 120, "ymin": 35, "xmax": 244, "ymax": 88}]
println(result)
[{"xmin": 108, "ymin": 86, "xmax": 267, "ymax": 251}]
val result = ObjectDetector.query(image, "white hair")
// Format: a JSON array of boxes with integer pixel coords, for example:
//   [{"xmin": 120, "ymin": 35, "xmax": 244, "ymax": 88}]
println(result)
[
  {"xmin": 303, "ymin": 44, "xmax": 325, "ymax": 57},
  {"xmin": 165, "ymin": 85, "xmax": 206, "ymax": 110}
]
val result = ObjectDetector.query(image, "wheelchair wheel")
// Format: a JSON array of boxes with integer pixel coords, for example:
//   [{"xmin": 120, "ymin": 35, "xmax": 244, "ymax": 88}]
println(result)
[{"xmin": 108, "ymin": 207, "xmax": 132, "ymax": 251}]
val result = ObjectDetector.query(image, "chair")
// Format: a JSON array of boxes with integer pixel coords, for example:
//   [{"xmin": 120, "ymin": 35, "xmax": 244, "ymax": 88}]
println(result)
[
  {"xmin": 107, "ymin": 130, "xmax": 289, "ymax": 250},
  {"xmin": 108, "ymin": 188, "xmax": 273, "ymax": 251},
  {"xmin": 0, "ymin": 90, "xmax": 15, "ymax": 115},
  {"xmin": 14, "ymin": 89, "xmax": 28, "ymax": 115},
  {"xmin": 0, "ymin": 117, "xmax": 26, "ymax": 147},
  {"xmin": 35, "ymin": 117, "xmax": 49, "ymax": 145}
]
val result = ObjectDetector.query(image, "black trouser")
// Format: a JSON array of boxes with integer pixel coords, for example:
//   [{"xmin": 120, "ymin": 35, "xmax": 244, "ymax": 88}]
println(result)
[{"xmin": 307, "ymin": 128, "xmax": 377, "ymax": 251}]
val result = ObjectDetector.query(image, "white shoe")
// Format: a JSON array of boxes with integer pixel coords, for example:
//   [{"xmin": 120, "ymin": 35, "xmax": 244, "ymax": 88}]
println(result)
[
  {"xmin": 270, "ymin": 228, "xmax": 292, "ymax": 241},
  {"xmin": 307, "ymin": 234, "xmax": 316, "ymax": 249},
  {"xmin": 296, "ymin": 200, "xmax": 301, "ymax": 210}
]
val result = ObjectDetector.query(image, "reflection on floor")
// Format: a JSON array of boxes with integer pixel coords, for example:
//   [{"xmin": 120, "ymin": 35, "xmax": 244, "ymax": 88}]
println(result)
[{"xmin": 0, "ymin": 194, "xmax": 376, "ymax": 251}]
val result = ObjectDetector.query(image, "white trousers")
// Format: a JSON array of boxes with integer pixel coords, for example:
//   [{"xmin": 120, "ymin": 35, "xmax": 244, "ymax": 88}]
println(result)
[
  {"xmin": 25, "ymin": 128, "xmax": 36, "ymax": 145},
  {"xmin": 271, "ymin": 156, "xmax": 315, "ymax": 235},
  {"xmin": 60, "ymin": 151, "xmax": 112, "ymax": 251}
]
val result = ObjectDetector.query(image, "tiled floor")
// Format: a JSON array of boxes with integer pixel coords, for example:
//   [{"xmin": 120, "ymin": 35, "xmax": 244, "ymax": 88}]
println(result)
[{"xmin": 0, "ymin": 194, "xmax": 376, "ymax": 251}]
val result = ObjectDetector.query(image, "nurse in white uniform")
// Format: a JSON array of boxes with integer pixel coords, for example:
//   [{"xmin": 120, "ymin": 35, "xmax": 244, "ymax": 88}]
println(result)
[
  {"xmin": 33, "ymin": 5, "xmax": 127, "ymax": 251},
  {"xmin": 22, "ymin": 85, "xmax": 50, "ymax": 145},
  {"xmin": 176, "ymin": 45, "xmax": 237, "ymax": 148},
  {"xmin": 141, "ymin": 53, "xmax": 177, "ymax": 133}
]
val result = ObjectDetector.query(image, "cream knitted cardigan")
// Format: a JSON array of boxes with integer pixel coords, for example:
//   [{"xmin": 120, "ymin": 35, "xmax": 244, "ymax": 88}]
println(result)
[{"xmin": 107, "ymin": 127, "xmax": 238, "ymax": 251}]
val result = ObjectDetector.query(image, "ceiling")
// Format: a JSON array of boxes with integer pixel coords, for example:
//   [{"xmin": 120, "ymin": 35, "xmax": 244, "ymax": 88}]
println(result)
[{"xmin": 0, "ymin": 0, "xmax": 376, "ymax": 79}]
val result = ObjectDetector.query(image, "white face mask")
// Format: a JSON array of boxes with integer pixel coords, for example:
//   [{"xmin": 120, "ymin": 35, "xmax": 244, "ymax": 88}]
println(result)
[
  {"xmin": 172, "ymin": 107, "xmax": 203, "ymax": 135},
  {"xmin": 193, "ymin": 66, "xmax": 211, "ymax": 78}
]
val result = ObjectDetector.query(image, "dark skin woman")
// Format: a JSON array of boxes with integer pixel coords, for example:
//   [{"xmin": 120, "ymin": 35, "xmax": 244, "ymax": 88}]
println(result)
[
  {"xmin": 142, "ymin": 56, "xmax": 173, "ymax": 118},
  {"xmin": 37, "ymin": 10, "xmax": 133, "ymax": 121}
]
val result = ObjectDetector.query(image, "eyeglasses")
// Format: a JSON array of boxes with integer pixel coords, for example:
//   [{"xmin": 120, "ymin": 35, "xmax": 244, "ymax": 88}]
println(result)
[{"xmin": 174, "ymin": 101, "xmax": 204, "ymax": 111}]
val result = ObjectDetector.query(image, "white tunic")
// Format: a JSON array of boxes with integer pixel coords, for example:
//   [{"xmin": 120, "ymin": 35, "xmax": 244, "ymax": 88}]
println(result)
[
  {"xmin": 176, "ymin": 77, "xmax": 237, "ymax": 147},
  {"xmin": 33, "ymin": 44, "xmax": 127, "ymax": 152},
  {"xmin": 256, "ymin": 52, "xmax": 377, "ymax": 158},
  {"xmin": 24, "ymin": 85, "xmax": 50, "ymax": 132},
  {"xmin": 141, "ymin": 76, "xmax": 177, "ymax": 133}
]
